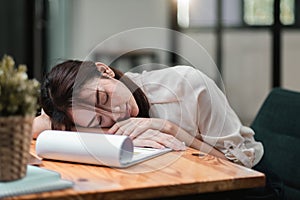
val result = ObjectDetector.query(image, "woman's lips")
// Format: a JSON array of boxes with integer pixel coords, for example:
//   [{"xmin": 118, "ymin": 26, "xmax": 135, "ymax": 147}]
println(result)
[
  {"xmin": 118, "ymin": 103, "xmax": 130, "ymax": 121},
  {"xmin": 126, "ymin": 103, "xmax": 132, "ymax": 117}
]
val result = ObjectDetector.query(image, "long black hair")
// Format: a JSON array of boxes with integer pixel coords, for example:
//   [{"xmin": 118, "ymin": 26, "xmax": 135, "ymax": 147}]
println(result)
[{"xmin": 40, "ymin": 60, "xmax": 150, "ymax": 130}]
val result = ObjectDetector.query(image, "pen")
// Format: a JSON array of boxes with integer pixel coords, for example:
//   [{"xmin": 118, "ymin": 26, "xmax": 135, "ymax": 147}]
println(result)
[{"xmin": 191, "ymin": 152, "xmax": 206, "ymax": 157}]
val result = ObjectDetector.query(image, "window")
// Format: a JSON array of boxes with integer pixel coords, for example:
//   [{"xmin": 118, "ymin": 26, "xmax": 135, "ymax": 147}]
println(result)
[
  {"xmin": 280, "ymin": 0, "xmax": 295, "ymax": 25},
  {"xmin": 244, "ymin": 0, "xmax": 274, "ymax": 25},
  {"xmin": 177, "ymin": 0, "xmax": 297, "ymax": 28},
  {"xmin": 244, "ymin": 0, "xmax": 295, "ymax": 25},
  {"xmin": 177, "ymin": 0, "xmax": 243, "ymax": 28}
]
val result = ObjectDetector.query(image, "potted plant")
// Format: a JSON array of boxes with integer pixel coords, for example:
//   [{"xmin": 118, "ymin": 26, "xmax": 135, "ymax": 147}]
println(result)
[{"xmin": 0, "ymin": 55, "xmax": 40, "ymax": 181}]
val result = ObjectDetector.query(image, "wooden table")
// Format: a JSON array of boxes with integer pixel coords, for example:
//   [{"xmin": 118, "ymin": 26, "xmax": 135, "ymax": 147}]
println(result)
[{"xmin": 9, "ymin": 140, "xmax": 265, "ymax": 199}]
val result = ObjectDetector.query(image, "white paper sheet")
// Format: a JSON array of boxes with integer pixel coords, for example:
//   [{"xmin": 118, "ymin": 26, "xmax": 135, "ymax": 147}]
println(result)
[{"xmin": 36, "ymin": 130, "xmax": 171, "ymax": 168}]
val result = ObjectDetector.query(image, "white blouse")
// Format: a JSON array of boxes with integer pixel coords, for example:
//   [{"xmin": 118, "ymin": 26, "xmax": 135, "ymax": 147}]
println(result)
[{"xmin": 126, "ymin": 66, "xmax": 263, "ymax": 168}]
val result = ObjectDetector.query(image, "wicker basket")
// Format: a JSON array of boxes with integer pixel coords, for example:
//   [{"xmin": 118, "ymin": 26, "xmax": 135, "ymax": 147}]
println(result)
[{"xmin": 0, "ymin": 116, "xmax": 33, "ymax": 182}]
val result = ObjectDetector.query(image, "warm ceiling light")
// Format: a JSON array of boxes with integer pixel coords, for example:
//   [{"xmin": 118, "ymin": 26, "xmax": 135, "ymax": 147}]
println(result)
[{"xmin": 177, "ymin": 0, "xmax": 190, "ymax": 28}]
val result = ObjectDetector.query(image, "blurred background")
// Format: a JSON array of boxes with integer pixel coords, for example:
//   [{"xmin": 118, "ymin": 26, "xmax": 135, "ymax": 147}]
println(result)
[{"xmin": 1, "ymin": 0, "xmax": 300, "ymax": 125}]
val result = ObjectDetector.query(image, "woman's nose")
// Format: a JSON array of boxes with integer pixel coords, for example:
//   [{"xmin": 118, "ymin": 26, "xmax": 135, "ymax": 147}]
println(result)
[
  {"xmin": 111, "ymin": 105, "xmax": 121, "ymax": 112},
  {"xmin": 101, "ymin": 106, "xmax": 122, "ymax": 121},
  {"xmin": 95, "ymin": 105, "xmax": 126, "ymax": 124}
]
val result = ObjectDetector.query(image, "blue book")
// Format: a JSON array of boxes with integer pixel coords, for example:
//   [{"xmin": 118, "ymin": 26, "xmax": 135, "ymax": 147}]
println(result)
[{"xmin": 0, "ymin": 165, "xmax": 73, "ymax": 198}]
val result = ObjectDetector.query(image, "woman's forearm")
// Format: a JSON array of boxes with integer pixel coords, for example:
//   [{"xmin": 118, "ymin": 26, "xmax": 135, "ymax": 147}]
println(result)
[
  {"xmin": 177, "ymin": 131, "xmax": 226, "ymax": 159},
  {"xmin": 189, "ymin": 137, "xmax": 227, "ymax": 159},
  {"xmin": 164, "ymin": 120, "xmax": 227, "ymax": 160}
]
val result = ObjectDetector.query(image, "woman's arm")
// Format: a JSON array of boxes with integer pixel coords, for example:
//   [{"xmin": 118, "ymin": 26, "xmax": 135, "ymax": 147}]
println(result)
[
  {"xmin": 32, "ymin": 114, "xmax": 109, "ymax": 138},
  {"xmin": 31, "ymin": 113, "xmax": 185, "ymax": 151},
  {"xmin": 173, "ymin": 126, "xmax": 227, "ymax": 159},
  {"xmin": 162, "ymin": 121, "xmax": 227, "ymax": 159},
  {"xmin": 109, "ymin": 118, "xmax": 227, "ymax": 159}
]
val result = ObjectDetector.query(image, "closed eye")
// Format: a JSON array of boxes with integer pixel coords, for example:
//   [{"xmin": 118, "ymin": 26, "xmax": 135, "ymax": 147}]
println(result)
[
  {"xmin": 96, "ymin": 88, "xmax": 108, "ymax": 106},
  {"xmin": 97, "ymin": 115, "xmax": 102, "ymax": 126},
  {"xmin": 86, "ymin": 115, "xmax": 97, "ymax": 128}
]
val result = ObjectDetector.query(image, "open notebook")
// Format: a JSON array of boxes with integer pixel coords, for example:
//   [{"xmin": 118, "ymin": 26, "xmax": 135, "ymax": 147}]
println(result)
[
  {"xmin": 0, "ymin": 165, "xmax": 73, "ymax": 198},
  {"xmin": 36, "ymin": 130, "xmax": 172, "ymax": 168}
]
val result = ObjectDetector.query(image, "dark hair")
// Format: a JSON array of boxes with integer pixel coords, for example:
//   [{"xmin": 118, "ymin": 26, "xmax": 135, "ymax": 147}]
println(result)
[{"xmin": 41, "ymin": 60, "xmax": 150, "ymax": 130}]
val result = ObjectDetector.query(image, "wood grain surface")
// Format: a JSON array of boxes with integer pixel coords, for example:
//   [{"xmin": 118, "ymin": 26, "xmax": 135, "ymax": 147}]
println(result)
[{"xmin": 6, "ymin": 140, "xmax": 265, "ymax": 200}]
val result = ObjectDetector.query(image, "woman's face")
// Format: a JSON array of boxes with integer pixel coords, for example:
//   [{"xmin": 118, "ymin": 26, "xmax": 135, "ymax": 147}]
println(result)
[{"xmin": 69, "ymin": 76, "xmax": 139, "ymax": 128}]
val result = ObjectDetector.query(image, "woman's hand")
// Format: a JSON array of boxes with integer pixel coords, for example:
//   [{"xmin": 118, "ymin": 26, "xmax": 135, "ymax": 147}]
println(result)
[
  {"xmin": 132, "ymin": 129, "xmax": 186, "ymax": 151},
  {"xmin": 108, "ymin": 118, "xmax": 194, "ymax": 146},
  {"xmin": 108, "ymin": 117, "xmax": 227, "ymax": 159},
  {"xmin": 108, "ymin": 118, "xmax": 185, "ymax": 150},
  {"xmin": 75, "ymin": 122, "xmax": 185, "ymax": 150},
  {"xmin": 108, "ymin": 118, "xmax": 176, "ymax": 139}
]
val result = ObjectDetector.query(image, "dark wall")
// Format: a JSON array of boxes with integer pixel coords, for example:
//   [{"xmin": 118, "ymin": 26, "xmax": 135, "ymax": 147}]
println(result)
[{"xmin": 0, "ymin": 0, "xmax": 46, "ymax": 81}]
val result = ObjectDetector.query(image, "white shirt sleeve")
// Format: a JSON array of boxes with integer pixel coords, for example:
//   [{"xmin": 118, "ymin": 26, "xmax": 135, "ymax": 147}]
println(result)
[
  {"xmin": 185, "ymin": 66, "xmax": 263, "ymax": 168},
  {"xmin": 127, "ymin": 66, "xmax": 263, "ymax": 168}
]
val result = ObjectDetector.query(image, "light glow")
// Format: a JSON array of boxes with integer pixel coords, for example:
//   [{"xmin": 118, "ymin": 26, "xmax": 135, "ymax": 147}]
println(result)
[{"xmin": 177, "ymin": 0, "xmax": 190, "ymax": 28}]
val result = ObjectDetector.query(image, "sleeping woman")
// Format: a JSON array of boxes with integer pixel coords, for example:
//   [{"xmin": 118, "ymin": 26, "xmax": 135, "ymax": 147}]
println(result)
[{"xmin": 33, "ymin": 60, "xmax": 263, "ymax": 168}]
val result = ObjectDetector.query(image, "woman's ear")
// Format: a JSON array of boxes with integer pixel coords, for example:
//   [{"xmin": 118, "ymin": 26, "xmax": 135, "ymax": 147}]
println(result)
[{"xmin": 95, "ymin": 62, "xmax": 115, "ymax": 78}]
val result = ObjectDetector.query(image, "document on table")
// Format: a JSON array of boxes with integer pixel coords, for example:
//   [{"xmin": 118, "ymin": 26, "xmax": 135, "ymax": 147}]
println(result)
[{"xmin": 36, "ymin": 130, "xmax": 172, "ymax": 168}]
